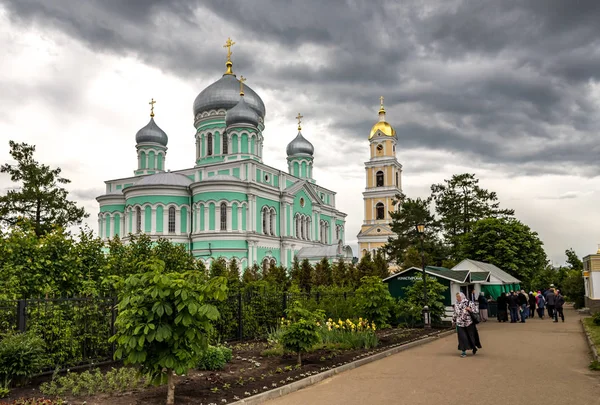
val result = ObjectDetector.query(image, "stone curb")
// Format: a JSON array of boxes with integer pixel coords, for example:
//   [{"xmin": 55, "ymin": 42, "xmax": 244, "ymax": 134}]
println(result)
[
  {"xmin": 581, "ymin": 318, "xmax": 599, "ymax": 362},
  {"xmin": 231, "ymin": 329, "xmax": 456, "ymax": 405}
]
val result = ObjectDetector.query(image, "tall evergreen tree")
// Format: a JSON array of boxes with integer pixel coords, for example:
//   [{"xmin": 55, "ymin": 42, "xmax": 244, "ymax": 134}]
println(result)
[
  {"xmin": 313, "ymin": 257, "xmax": 333, "ymax": 286},
  {"xmin": 209, "ymin": 257, "xmax": 228, "ymax": 278},
  {"xmin": 356, "ymin": 252, "xmax": 376, "ymax": 279},
  {"xmin": 332, "ymin": 258, "xmax": 348, "ymax": 287},
  {"xmin": 298, "ymin": 259, "xmax": 314, "ymax": 293},
  {"xmin": 242, "ymin": 263, "xmax": 262, "ymax": 284},
  {"xmin": 0, "ymin": 141, "xmax": 88, "ymax": 236},
  {"xmin": 373, "ymin": 251, "xmax": 390, "ymax": 278}
]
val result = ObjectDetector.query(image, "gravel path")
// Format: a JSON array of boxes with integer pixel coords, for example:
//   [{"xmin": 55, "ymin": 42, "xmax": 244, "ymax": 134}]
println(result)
[{"xmin": 266, "ymin": 308, "xmax": 600, "ymax": 405}]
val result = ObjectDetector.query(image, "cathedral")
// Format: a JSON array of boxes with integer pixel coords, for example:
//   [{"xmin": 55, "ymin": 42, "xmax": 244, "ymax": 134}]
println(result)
[
  {"xmin": 356, "ymin": 97, "xmax": 402, "ymax": 267},
  {"xmin": 96, "ymin": 39, "xmax": 353, "ymax": 269}
]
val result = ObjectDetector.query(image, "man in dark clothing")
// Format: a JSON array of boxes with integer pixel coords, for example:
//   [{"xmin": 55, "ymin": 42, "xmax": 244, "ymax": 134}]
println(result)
[
  {"xmin": 528, "ymin": 292, "xmax": 536, "ymax": 320},
  {"xmin": 508, "ymin": 291, "xmax": 520, "ymax": 323},
  {"xmin": 554, "ymin": 289, "xmax": 565, "ymax": 322},
  {"xmin": 546, "ymin": 288, "xmax": 556, "ymax": 320},
  {"xmin": 517, "ymin": 290, "xmax": 528, "ymax": 322}
]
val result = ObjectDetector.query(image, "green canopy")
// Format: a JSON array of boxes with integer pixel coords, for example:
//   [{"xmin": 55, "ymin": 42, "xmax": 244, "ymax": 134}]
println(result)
[{"xmin": 481, "ymin": 284, "xmax": 521, "ymax": 300}]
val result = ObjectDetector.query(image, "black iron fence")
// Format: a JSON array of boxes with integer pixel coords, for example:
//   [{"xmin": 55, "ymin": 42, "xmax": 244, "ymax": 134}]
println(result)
[{"xmin": 0, "ymin": 291, "xmax": 358, "ymax": 371}]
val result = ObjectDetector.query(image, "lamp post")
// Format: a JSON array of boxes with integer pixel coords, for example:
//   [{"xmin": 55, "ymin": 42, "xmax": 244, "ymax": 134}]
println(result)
[{"xmin": 416, "ymin": 223, "xmax": 431, "ymax": 329}]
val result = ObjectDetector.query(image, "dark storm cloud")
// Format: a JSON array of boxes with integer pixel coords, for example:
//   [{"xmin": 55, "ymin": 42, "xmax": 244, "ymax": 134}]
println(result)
[{"xmin": 3, "ymin": 0, "xmax": 600, "ymax": 174}]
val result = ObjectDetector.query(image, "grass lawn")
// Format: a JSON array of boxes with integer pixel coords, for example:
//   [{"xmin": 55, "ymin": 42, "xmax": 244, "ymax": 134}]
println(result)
[{"xmin": 583, "ymin": 318, "xmax": 600, "ymax": 370}]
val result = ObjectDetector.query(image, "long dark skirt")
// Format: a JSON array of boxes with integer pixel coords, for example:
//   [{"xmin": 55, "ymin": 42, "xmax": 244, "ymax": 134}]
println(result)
[
  {"xmin": 457, "ymin": 323, "xmax": 482, "ymax": 351},
  {"xmin": 497, "ymin": 310, "xmax": 508, "ymax": 322}
]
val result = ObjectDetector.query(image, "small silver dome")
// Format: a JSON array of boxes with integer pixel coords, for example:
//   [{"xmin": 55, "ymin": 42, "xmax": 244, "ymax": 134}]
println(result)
[
  {"xmin": 135, "ymin": 117, "xmax": 168, "ymax": 146},
  {"xmin": 226, "ymin": 97, "xmax": 259, "ymax": 127},
  {"xmin": 133, "ymin": 172, "xmax": 192, "ymax": 187},
  {"xmin": 193, "ymin": 74, "xmax": 266, "ymax": 119},
  {"xmin": 286, "ymin": 131, "xmax": 314, "ymax": 157}
]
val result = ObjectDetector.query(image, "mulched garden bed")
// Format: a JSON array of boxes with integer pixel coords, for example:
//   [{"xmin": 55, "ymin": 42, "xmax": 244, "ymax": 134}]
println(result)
[{"xmin": 6, "ymin": 327, "xmax": 450, "ymax": 405}]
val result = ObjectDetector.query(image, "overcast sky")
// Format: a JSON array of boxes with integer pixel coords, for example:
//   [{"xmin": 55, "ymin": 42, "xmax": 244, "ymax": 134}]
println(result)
[{"xmin": 1, "ymin": 0, "xmax": 599, "ymax": 265}]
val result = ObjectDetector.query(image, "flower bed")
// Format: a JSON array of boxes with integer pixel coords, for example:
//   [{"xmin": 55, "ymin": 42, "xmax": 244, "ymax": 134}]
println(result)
[{"xmin": 5, "ymin": 327, "xmax": 450, "ymax": 405}]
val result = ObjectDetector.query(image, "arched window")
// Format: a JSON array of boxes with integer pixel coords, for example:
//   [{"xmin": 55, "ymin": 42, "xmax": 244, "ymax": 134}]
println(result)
[
  {"xmin": 207, "ymin": 133, "xmax": 213, "ymax": 156},
  {"xmin": 376, "ymin": 171, "xmax": 384, "ymax": 187},
  {"xmin": 262, "ymin": 258, "xmax": 269, "ymax": 273},
  {"xmin": 335, "ymin": 226, "xmax": 340, "ymax": 241},
  {"xmin": 168, "ymin": 207, "xmax": 176, "ymax": 233},
  {"xmin": 395, "ymin": 172, "xmax": 399, "ymax": 187},
  {"xmin": 222, "ymin": 134, "xmax": 228, "ymax": 155},
  {"xmin": 136, "ymin": 207, "xmax": 142, "ymax": 233},
  {"xmin": 220, "ymin": 203, "xmax": 227, "ymax": 231},
  {"xmin": 270, "ymin": 258, "xmax": 276, "ymax": 268},
  {"xmin": 262, "ymin": 208, "xmax": 268, "ymax": 235},
  {"xmin": 376, "ymin": 202, "xmax": 385, "ymax": 220},
  {"xmin": 300, "ymin": 217, "xmax": 305, "ymax": 239},
  {"xmin": 295, "ymin": 216, "xmax": 300, "ymax": 238},
  {"xmin": 270, "ymin": 209, "xmax": 276, "ymax": 236}
]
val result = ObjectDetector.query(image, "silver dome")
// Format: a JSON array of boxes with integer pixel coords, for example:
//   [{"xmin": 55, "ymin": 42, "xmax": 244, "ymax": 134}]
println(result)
[
  {"xmin": 193, "ymin": 74, "xmax": 266, "ymax": 119},
  {"xmin": 226, "ymin": 97, "xmax": 259, "ymax": 127},
  {"xmin": 286, "ymin": 131, "xmax": 314, "ymax": 157},
  {"xmin": 133, "ymin": 172, "xmax": 192, "ymax": 187},
  {"xmin": 135, "ymin": 117, "xmax": 168, "ymax": 146}
]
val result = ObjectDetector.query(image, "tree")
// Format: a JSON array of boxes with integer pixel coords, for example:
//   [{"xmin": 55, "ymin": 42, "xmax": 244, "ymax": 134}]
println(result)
[
  {"xmin": 294, "ymin": 259, "xmax": 313, "ymax": 293},
  {"xmin": 0, "ymin": 141, "xmax": 88, "ymax": 236},
  {"xmin": 209, "ymin": 257, "xmax": 228, "ymax": 278},
  {"xmin": 356, "ymin": 252, "xmax": 377, "ymax": 279},
  {"xmin": 562, "ymin": 248, "xmax": 585, "ymax": 308},
  {"xmin": 313, "ymin": 258, "xmax": 333, "ymax": 286},
  {"xmin": 111, "ymin": 259, "xmax": 227, "ymax": 405},
  {"xmin": 226, "ymin": 258, "xmax": 241, "ymax": 286},
  {"xmin": 373, "ymin": 251, "xmax": 390, "ymax": 278},
  {"xmin": 354, "ymin": 276, "xmax": 395, "ymax": 328},
  {"xmin": 280, "ymin": 301, "xmax": 323, "ymax": 365},
  {"xmin": 242, "ymin": 263, "xmax": 261, "ymax": 284},
  {"xmin": 397, "ymin": 276, "xmax": 447, "ymax": 327},
  {"xmin": 264, "ymin": 265, "xmax": 289, "ymax": 290},
  {"xmin": 331, "ymin": 258, "xmax": 348, "ymax": 287},
  {"xmin": 565, "ymin": 248, "xmax": 583, "ymax": 271},
  {"xmin": 461, "ymin": 217, "xmax": 547, "ymax": 285},
  {"xmin": 430, "ymin": 173, "xmax": 514, "ymax": 258},
  {"xmin": 386, "ymin": 193, "xmax": 441, "ymax": 269}
]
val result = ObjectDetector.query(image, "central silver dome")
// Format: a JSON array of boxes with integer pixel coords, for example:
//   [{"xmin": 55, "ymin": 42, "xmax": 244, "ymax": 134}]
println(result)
[
  {"xmin": 286, "ymin": 131, "xmax": 314, "ymax": 157},
  {"xmin": 135, "ymin": 117, "xmax": 168, "ymax": 146},
  {"xmin": 193, "ymin": 75, "xmax": 266, "ymax": 119}
]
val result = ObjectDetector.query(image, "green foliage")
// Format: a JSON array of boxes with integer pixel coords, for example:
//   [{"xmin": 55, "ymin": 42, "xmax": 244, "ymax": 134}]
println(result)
[
  {"xmin": 40, "ymin": 367, "xmax": 149, "ymax": 397},
  {"xmin": 0, "ymin": 332, "xmax": 46, "ymax": 388},
  {"xmin": 294, "ymin": 259, "xmax": 314, "ymax": 293},
  {"xmin": 263, "ymin": 265, "xmax": 289, "ymax": 290},
  {"xmin": 396, "ymin": 276, "xmax": 448, "ymax": 327},
  {"xmin": 280, "ymin": 301, "xmax": 323, "ymax": 365},
  {"xmin": 354, "ymin": 276, "xmax": 395, "ymax": 328},
  {"xmin": 592, "ymin": 312, "xmax": 600, "ymax": 326},
  {"xmin": 196, "ymin": 345, "xmax": 233, "ymax": 371},
  {"xmin": 565, "ymin": 248, "xmax": 583, "ymax": 271},
  {"xmin": 430, "ymin": 173, "xmax": 514, "ymax": 258},
  {"xmin": 110, "ymin": 257, "xmax": 227, "ymax": 401},
  {"xmin": 460, "ymin": 217, "xmax": 547, "ymax": 284},
  {"xmin": 0, "ymin": 141, "xmax": 88, "ymax": 237},
  {"xmin": 209, "ymin": 257, "xmax": 228, "ymax": 278},
  {"xmin": 331, "ymin": 259, "xmax": 348, "ymax": 287},
  {"xmin": 242, "ymin": 264, "xmax": 262, "ymax": 284},
  {"xmin": 320, "ymin": 319, "xmax": 378, "ymax": 349},
  {"xmin": 313, "ymin": 258, "xmax": 333, "ymax": 287},
  {"xmin": 0, "ymin": 398, "xmax": 65, "ymax": 405},
  {"xmin": 563, "ymin": 269, "xmax": 585, "ymax": 309}
]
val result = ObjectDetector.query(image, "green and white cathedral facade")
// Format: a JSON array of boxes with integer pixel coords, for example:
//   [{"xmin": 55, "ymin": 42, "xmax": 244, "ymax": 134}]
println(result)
[{"xmin": 96, "ymin": 46, "xmax": 352, "ymax": 269}]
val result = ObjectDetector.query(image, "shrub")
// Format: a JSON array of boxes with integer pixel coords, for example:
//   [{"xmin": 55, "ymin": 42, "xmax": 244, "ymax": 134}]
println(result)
[
  {"xmin": 39, "ymin": 367, "xmax": 149, "ymax": 397},
  {"xmin": 197, "ymin": 345, "xmax": 233, "ymax": 371},
  {"xmin": 280, "ymin": 301, "xmax": 323, "ymax": 365},
  {"xmin": 0, "ymin": 399, "xmax": 65, "ymax": 405},
  {"xmin": 592, "ymin": 312, "xmax": 600, "ymax": 326},
  {"xmin": 396, "ymin": 275, "xmax": 447, "ymax": 327},
  {"xmin": 0, "ymin": 332, "xmax": 47, "ymax": 389},
  {"xmin": 354, "ymin": 276, "xmax": 395, "ymax": 328}
]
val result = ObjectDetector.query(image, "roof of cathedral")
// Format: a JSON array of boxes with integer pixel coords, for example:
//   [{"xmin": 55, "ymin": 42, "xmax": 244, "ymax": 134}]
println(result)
[
  {"xmin": 193, "ymin": 74, "xmax": 265, "ymax": 119},
  {"xmin": 134, "ymin": 172, "xmax": 192, "ymax": 187},
  {"xmin": 286, "ymin": 131, "xmax": 314, "ymax": 157},
  {"xmin": 135, "ymin": 117, "xmax": 168, "ymax": 146},
  {"xmin": 296, "ymin": 243, "xmax": 353, "ymax": 259},
  {"xmin": 204, "ymin": 174, "xmax": 239, "ymax": 182},
  {"xmin": 226, "ymin": 96, "xmax": 259, "ymax": 127},
  {"xmin": 369, "ymin": 98, "xmax": 396, "ymax": 139}
]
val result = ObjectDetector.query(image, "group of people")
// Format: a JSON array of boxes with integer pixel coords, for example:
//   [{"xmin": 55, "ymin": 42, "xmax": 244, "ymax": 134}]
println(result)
[
  {"xmin": 494, "ymin": 286, "xmax": 565, "ymax": 323},
  {"xmin": 451, "ymin": 285, "xmax": 566, "ymax": 358}
]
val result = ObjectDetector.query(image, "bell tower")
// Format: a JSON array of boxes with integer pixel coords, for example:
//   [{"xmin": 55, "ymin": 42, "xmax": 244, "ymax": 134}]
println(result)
[{"xmin": 356, "ymin": 97, "xmax": 402, "ymax": 265}]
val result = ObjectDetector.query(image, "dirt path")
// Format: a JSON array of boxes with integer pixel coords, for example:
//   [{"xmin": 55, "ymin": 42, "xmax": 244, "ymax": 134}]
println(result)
[{"xmin": 265, "ymin": 308, "xmax": 600, "ymax": 405}]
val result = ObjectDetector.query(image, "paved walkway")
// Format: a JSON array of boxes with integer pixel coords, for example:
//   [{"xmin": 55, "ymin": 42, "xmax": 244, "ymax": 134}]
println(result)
[{"xmin": 267, "ymin": 308, "xmax": 600, "ymax": 405}]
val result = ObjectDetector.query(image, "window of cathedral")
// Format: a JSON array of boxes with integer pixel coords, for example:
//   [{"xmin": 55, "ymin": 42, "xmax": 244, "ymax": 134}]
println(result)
[
  {"xmin": 395, "ymin": 172, "xmax": 399, "ymax": 187},
  {"xmin": 376, "ymin": 202, "xmax": 385, "ymax": 220},
  {"xmin": 168, "ymin": 207, "xmax": 176, "ymax": 233},
  {"xmin": 136, "ymin": 207, "xmax": 142, "ymax": 233},
  {"xmin": 300, "ymin": 198, "xmax": 305, "ymax": 207},
  {"xmin": 295, "ymin": 216, "xmax": 299, "ymax": 238},
  {"xmin": 262, "ymin": 258, "xmax": 269, "ymax": 273},
  {"xmin": 376, "ymin": 171, "xmax": 384, "ymax": 187},
  {"xmin": 270, "ymin": 258, "xmax": 276, "ymax": 268},
  {"xmin": 270, "ymin": 209, "xmax": 276, "ymax": 236},
  {"xmin": 207, "ymin": 133, "xmax": 213, "ymax": 156},
  {"xmin": 300, "ymin": 217, "xmax": 305, "ymax": 239},
  {"xmin": 220, "ymin": 203, "xmax": 227, "ymax": 231},
  {"xmin": 222, "ymin": 135, "xmax": 228, "ymax": 155},
  {"xmin": 262, "ymin": 208, "xmax": 268, "ymax": 235},
  {"xmin": 264, "ymin": 173, "xmax": 270, "ymax": 182}
]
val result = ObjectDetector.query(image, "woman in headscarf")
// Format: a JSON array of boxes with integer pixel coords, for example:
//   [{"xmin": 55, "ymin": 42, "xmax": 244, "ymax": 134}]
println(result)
[
  {"xmin": 497, "ymin": 292, "xmax": 508, "ymax": 322},
  {"xmin": 452, "ymin": 292, "xmax": 482, "ymax": 357}
]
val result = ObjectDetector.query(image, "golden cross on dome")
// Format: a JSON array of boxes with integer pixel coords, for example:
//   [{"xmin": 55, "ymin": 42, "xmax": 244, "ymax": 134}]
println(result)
[
  {"xmin": 380, "ymin": 96, "xmax": 384, "ymax": 108},
  {"xmin": 239, "ymin": 75, "xmax": 246, "ymax": 96},
  {"xmin": 296, "ymin": 113, "xmax": 303, "ymax": 131},
  {"xmin": 379, "ymin": 96, "xmax": 386, "ymax": 113},
  {"xmin": 224, "ymin": 37, "xmax": 236, "ymax": 61},
  {"xmin": 149, "ymin": 98, "xmax": 156, "ymax": 117}
]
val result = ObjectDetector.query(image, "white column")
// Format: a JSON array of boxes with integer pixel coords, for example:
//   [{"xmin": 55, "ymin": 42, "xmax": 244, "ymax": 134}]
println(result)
[
  {"xmin": 151, "ymin": 207, "xmax": 157, "ymax": 234},
  {"xmin": 141, "ymin": 209, "xmax": 146, "ymax": 233},
  {"xmin": 248, "ymin": 241, "xmax": 254, "ymax": 265},
  {"xmin": 162, "ymin": 208, "xmax": 168, "ymax": 234},
  {"xmin": 227, "ymin": 206, "xmax": 232, "ymax": 232},
  {"xmin": 120, "ymin": 215, "xmax": 125, "ymax": 238},
  {"xmin": 175, "ymin": 208, "xmax": 181, "ymax": 234},
  {"xmin": 154, "ymin": 154, "xmax": 158, "ymax": 170},
  {"xmin": 237, "ymin": 207, "xmax": 242, "ymax": 232},
  {"xmin": 204, "ymin": 207, "xmax": 209, "ymax": 232},
  {"xmin": 282, "ymin": 203, "xmax": 287, "ymax": 237},
  {"xmin": 249, "ymin": 195, "xmax": 256, "ymax": 232}
]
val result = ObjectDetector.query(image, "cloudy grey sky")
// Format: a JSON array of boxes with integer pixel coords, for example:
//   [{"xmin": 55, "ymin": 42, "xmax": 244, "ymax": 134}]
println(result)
[{"xmin": 1, "ymin": 0, "xmax": 599, "ymax": 265}]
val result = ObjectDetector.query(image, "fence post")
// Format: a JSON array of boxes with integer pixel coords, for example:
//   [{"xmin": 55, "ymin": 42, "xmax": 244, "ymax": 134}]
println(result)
[
  {"xmin": 237, "ymin": 292, "xmax": 243, "ymax": 341},
  {"xmin": 16, "ymin": 300, "xmax": 27, "ymax": 332},
  {"xmin": 282, "ymin": 292, "xmax": 287, "ymax": 317}
]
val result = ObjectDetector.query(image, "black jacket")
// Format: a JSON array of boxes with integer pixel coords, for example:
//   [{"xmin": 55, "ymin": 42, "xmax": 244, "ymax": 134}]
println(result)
[
  {"xmin": 518, "ymin": 293, "xmax": 528, "ymax": 306},
  {"xmin": 478, "ymin": 295, "xmax": 488, "ymax": 309},
  {"xmin": 508, "ymin": 294, "xmax": 520, "ymax": 308},
  {"xmin": 546, "ymin": 291, "xmax": 556, "ymax": 306},
  {"xmin": 555, "ymin": 294, "xmax": 565, "ymax": 308},
  {"xmin": 528, "ymin": 294, "xmax": 536, "ymax": 308}
]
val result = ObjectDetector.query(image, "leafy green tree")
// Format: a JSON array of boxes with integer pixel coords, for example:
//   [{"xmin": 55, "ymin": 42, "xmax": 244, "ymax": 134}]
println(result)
[
  {"xmin": 290, "ymin": 256, "xmax": 301, "ymax": 282},
  {"xmin": 242, "ymin": 263, "xmax": 261, "ymax": 284},
  {"xmin": 209, "ymin": 257, "xmax": 228, "ymax": 278},
  {"xmin": 562, "ymin": 269, "xmax": 585, "ymax": 308},
  {"xmin": 396, "ymin": 276, "xmax": 447, "ymax": 327},
  {"xmin": 401, "ymin": 246, "xmax": 429, "ymax": 270},
  {"xmin": 313, "ymin": 258, "xmax": 333, "ymax": 286},
  {"xmin": 111, "ymin": 258, "xmax": 227, "ymax": 405},
  {"xmin": 0, "ymin": 141, "xmax": 88, "ymax": 236},
  {"xmin": 461, "ymin": 217, "xmax": 547, "ymax": 284},
  {"xmin": 264, "ymin": 265, "xmax": 289, "ymax": 290},
  {"xmin": 531, "ymin": 265, "xmax": 560, "ymax": 291},
  {"xmin": 226, "ymin": 258, "xmax": 241, "ymax": 288},
  {"xmin": 280, "ymin": 301, "xmax": 323, "ymax": 365},
  {"xmin": 332, "ymin": 258, "xmax": 348, "ymax": 287},
  {"xmin": 356, "ymin": 252, "xmax": 376, "ymax": 279},
  {"xmin": 565, "ymin": 248, "xmax": 583, "ymax": 270},
  {"xmin": 354, "ymin": 276, "xmax": 395, "ymax": 328},
  {"xmin": 430, "ymin": 173, "xmax": 514, "ymax": 258}
]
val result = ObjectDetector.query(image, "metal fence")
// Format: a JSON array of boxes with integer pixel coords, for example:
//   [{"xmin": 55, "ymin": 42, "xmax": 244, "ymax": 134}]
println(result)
[{"xmin": 0, "ymin": 291, "xmax": 358, "ymax": 370}]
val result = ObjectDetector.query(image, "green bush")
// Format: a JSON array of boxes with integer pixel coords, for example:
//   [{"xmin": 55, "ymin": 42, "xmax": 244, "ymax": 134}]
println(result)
[
  {"xmin": 0, "ymin": 332, "xmax": 47, "ymax": 389},
  {"xmin": 197, "ymin": 345, "xmax": 232, "ymax": 371},
  {"xmin": 39, "ymin": 367, "xmax": 149, "ymax": 397},
  {"xmin": 280, "ymin": 301, "xmax": 323, "ymax": 365},
  {"xmin": 396, "ymin": 275, "xmax": 447, "ymax": 327},
  {"xmin": 354, "ymin": 276, "xmax": 395, "ymax": 328},
  {"xmin": 592, "ymin": 312, "xmax": 600, "ymax": 326}
]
